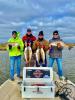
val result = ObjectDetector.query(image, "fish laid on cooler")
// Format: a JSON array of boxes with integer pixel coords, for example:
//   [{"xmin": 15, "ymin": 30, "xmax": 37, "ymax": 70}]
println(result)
[
  {"xmin": 36, "ymin": 47, "xmax": 45, "ymax": 64},
  {"xmin": 24, "ymin": 46, "xmax": 32, "ymax": 63}
]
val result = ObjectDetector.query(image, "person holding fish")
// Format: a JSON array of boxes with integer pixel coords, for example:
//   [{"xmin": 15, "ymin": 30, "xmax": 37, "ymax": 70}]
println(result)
[
  {"xmin": 33, "ymin": 31, "xmax": 49, "ymax": 67},
  {"xmin": 22, "ymin": 28, "xmax": 36, "ymax": 48},
  {"xmin": 49, "ymin": 30, "xmax": 65, "ymax": 80},
  {"xmin": 7, "ymin": 31, "xmax": 24, "ymax": 81},
  {"xmin": 22, "ymin": 28, "xmax": 36, "ymax": 67}
]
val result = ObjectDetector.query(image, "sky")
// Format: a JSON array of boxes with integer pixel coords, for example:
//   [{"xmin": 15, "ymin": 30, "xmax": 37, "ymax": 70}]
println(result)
[{"xmin": 0, "ymin": 0, "xmax": 75, "ymax": 43}]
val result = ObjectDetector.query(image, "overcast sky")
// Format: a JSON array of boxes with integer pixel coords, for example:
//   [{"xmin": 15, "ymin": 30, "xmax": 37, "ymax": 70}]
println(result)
[{"xmin": 0, "ymin": 0, "xmax": 75, "ymax": 42}]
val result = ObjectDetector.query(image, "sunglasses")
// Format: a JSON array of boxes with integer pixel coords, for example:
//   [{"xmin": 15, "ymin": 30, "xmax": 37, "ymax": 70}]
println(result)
[
  {"xmin": 53, "ymin": 33, "xmax": 58, "ymax": 35},
  {"xmin": 27, "ymin": 31, "xmax": 31, "ymax": 32}
]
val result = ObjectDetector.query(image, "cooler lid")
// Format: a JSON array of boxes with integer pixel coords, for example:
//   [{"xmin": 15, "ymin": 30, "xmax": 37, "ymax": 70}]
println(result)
[{"xmin": 23, "ymin": 67, "xmax": 53, "ymax": 82}]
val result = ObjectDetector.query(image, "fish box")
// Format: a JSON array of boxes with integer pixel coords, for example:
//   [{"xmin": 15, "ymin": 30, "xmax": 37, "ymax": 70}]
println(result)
[{"xmin": 21, "ymin": 67, "xmax": 55, "ymax": 98}]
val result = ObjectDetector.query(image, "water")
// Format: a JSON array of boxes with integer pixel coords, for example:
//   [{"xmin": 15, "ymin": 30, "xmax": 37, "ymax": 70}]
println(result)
[
  {"xmin": 48, "ymin": 47, "xmax": 75, "ymax": 83},
  {"xmin": 0, "ymin": 51, "xmax": 25, "ymax": 85},
  {"xmin": 0, "ymin": 48, "xmax": 75, "ymax": 85},
  {"xmin": 62, "ymin": 48, "xmax": 75, "ymax": 83}
]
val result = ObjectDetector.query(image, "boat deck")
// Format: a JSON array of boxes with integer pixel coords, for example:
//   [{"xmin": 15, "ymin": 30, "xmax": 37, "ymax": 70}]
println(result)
[
  {"xmin": 0, "ymin": 72, "xmax": 75, "ymax": 100},
  {"xmin": 0, "ymin": 75, "xmax": 61, "ymax": 100}
]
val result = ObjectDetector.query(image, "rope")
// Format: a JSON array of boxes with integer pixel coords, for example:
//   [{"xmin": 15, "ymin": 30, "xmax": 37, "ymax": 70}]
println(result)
[{"xmin": 55, "ymin": 81, "xmax": 75, "ymax": 99}]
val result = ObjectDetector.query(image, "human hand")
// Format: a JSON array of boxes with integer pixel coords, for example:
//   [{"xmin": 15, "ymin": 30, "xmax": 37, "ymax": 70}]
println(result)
[
  {"xmin": 49, "ymin": 44, "xmax": 52, "ymax": 48},
  {"xmin": 36, "ymin": 42, "xmax": 40, "ymax": 47},
  {"xmin": 57, "ymin": 43, "xmax": 62, "ymax": 48},
  {"xmin": 8, "ymin": 44, "xmax": 12, "ymax": 50},
  {"xmin": 28, "ymin": 43, "xmax": 31, "ymax": 46},
  {"xmin": 17, "ymin": 45, "xmax": 20, "ymax": 50},
  {"xmin": 40, "ymin": 45, "xmax": 45, "ymax": 48}
]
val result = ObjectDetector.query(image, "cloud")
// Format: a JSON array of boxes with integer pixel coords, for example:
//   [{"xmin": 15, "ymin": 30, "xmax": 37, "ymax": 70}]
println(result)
[
  {"xmin": 11, "ymin": 22, "xmax": 25, "ymax": 26},
  {"xmin": 0, "ymin": 11, "xmax": 3, "ymax": 15},
  {"xmin": 0, "ymin": 0, "xmax": 75, "ymax": 43},
  {"xmin": 20, "ymin": 15, "xmax": 75, "ymax": 41}
]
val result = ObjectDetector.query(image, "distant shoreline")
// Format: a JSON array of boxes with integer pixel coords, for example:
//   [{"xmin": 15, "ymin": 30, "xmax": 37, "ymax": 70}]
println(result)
[{"xmin": 0, "ymin": 43, "xmax": 7, "ymax": 51}]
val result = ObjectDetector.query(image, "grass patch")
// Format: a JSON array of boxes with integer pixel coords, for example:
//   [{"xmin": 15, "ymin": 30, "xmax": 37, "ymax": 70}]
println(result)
[{"xmin": 0, "ymin": 43, "xmax": 7, "ymax": 51}]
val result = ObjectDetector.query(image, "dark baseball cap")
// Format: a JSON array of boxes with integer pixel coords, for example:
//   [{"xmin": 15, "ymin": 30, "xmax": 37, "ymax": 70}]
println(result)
[
  {"xmin": 27, "ymin": 28, "xmax": 32, "ymax": 32},
  {"xmin": 53, "ymin": 30, "xmax": 59, "ymax": 35},
  {"xmin": 12, "ymin": 31, "xmax": 17, "ymax": 35},
  {"xmin": 38, "ymin": 31, "xmax": 44, "ymax": 36}
]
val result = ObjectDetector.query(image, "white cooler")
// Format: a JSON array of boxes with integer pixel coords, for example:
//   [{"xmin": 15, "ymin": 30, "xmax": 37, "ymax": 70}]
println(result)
[{"xmin": 21, "ymin": 67, "xmax": 55, "ymax": 98}]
